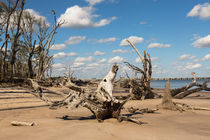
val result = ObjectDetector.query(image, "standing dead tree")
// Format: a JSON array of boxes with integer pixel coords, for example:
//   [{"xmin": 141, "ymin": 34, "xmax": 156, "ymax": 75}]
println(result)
[
  {"xmin": 0, "ymin": 0, "xmax": 21, "ymax": 80},
  {"xmin": 35, "ymin": 10, "xmax": 63, "ymax": 80},
  {"xmin": 170, "ymin": 73, "xmax": 210, "ymax": 99},
  {"xmin": 29, "ymin": 64, "xmax": 145, "ymax": 125},
  {"xmin": 124, "ymin": 40, "xmax": 156, "ymax": 100}
]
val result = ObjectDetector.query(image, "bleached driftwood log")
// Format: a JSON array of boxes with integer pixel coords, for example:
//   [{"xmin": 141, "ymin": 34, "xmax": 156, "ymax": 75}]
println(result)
[
  {"xmin": 29, "ymin": 63, "xmax": 144, "ymax": 125},
  {"xmin": 11, "ymin": 121, "xmax": 35, "ymax": 126}
]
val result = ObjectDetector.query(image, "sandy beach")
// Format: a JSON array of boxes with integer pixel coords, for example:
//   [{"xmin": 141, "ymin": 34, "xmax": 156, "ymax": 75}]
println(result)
[{"xmin": 0, "ymin": 87, "xmax": 210, "ymax": 140}]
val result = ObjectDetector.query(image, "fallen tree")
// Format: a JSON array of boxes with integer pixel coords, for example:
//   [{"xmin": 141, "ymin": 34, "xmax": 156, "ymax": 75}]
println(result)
[
  {"xmin": 29, "ymin": 63, "xmax": 147, "ymax": 125},
  {"xmin": 158, "ymin": 80, "xmax": 210, "ymax": 112},
  {"xmin": 170, "ymin": 73, "xmax": 210, "ymax": 99}
]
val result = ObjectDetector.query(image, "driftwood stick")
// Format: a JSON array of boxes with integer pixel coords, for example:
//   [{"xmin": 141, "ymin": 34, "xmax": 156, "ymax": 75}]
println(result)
[{"xmin": 11, "ymin": 121, "xmax": 35, "ymax": 126}]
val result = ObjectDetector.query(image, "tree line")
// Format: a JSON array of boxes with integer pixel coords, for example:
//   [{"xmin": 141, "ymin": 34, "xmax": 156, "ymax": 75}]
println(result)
[{"xmin": 0, "ymin": 0, "xmax": 63, "ymax": 81}]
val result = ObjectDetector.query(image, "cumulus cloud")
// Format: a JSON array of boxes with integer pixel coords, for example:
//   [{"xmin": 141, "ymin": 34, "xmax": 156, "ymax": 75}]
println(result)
[
  {"xmin": 151, "ymin": 57, "xmax": 159, "ymax": 61},
  {"xmin": 58, "ymin": 5, "xmax": 116, "ymax": 29},
  {"xmin": 53, "ymin": 52, "xmax": 77, "ymax": 59},
  {"xmin": 178, "ymin": 54, "xmax": 195, "ymax": 60},
  {"xmin": 65, "ymin": 36, "xmax": 86, "ymax": 45},
  {"xmin": 185, "ymin": 63, "xmax": 202, "ymax": 70},
  {"xmin": 112, "ymin": 49, "xmax": 129, "ymax": 54},
  {"xmin": 135, "ymin": 57, "xmax": 159, "ymax": 63},
  {"xmin": 52, "ymin": 63, "xmax": 65, "ymax": 69},
  {"xmin": 202, "ymin": 54, "xmax": 210, "ymax": 60},
  {"xmin": 139, "ymin": 21, "xmax": 147, "ymax": 24},
  {"xmin": 147, "ymin": 43, "xmax": 171, "ymax": 49},
  {"xmin": 192, "ymin": 35, "xmax": 210, "ymax": 48},
  {"xmin": 187, "ymin": 3, "xmax": 210, "ymax": 19},
  {"xmin": 50, "ymin": 44, "xmax": 67, "ymax": 50},
  {"xmin": 94, "ymin": 51, "xmax": 105, "ymax": 56},
  {"xmin": 85, "ymin": 0, "xmax": 104, "ymax": 6},
  {"xmin": 108, "ymin": 56, "xmax": 124, "ymax": 63},
  {"xmin": 75, "ymin": 56, "xmax": 94, "ymax": 62},
  {"xmin": 89, "ymin": 37, "xmax": 117, "ymax": 43},
  {"xmin": 98, "ymin": 58, "xmax": 106, "ymax": 63},
  {"xmin": 71, "ymin": 62, "xmax": 85, "ymax": 68},
  {"xmin": 135, "ymin": 57, "xmax": 141, "ymax": 63},
  {"xmin": 120, "ymin": 36, "xmax": 144, "ymax": 46}
]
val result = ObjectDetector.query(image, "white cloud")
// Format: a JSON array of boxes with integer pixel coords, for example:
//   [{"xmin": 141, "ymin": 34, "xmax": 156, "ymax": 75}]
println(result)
[
  {"xmin": 202, "ymin": 54, "xmax": 210, "ymax": 60},
  {"xmin": 94, "ymin": 51, "xmax": 105, "ymax": 56},
  {"xmin": 75, "ymin": 56, "xmax": 94, "ymax": 62},
  {"xmin": 65, "ymin": 36, "xmax": 86, "ymax": 45},
  {"xmin": 50, "ymin": 44, "xmax": 67, "ymax": 50},
  {"xmin": 139, "ymin": 21, "xmax": 147, "ymax": 25},
  {"xmin": 58, "ymin": 5, "xmax": 116, "ymax": 29},
  {"xmin": 187, "ymin": 3, "xmax": 210, "ymax": 19},
  {"xmin": 52, "ymin": 63, "xmax": 65, "ymax": 69},
  {"xmin": 192, "ymin": 35, "xmax": 210, "ymax": 48},
  {"xmin": 151, "ymin": 57, "xmax": 159, "ymax": 61},
  {"xmin": 135, "ymin": 57, "xmax": 141, "ymax": 63},
  {"xmin": 87, "ymin": 63, "xmax": 99, "ymax": 67},
  {"xmin": 71, "ymin": 62, "xmax": 85, "ymax": 68},
  {"xmin": 88, "ymin": 37, "xmax": 117, "ymax": 44},
  {"xmin": 85, "ymin": 0, "xmax": 104, "ymax": 6},
  {"xmin": 112, "ymin": 49, "xmax": 129, "ymax": 54},
  {"xmin": 147, "ymin": 43, "xmax": 171, "ymax": 49},
  {"xmin": 120, "ymin": 36, "xmax": 144, "ymax": 46},
  {"xmin": 178, "ymin": 54, "xmax": 195, "ymax": 60},
  {"xmin": 185, "ymin": 63, "xmax": 202, "ymax": 70},
  {"xmin": 108, "ymin": 56, "xmax": 124, "ymax": 63},
  {"xmin": 53, "ymin": 52, "xmax": 77, "ymax": 59},
  {"xmin": 98, "ymin": 58, "xmax": 106, "ymax": 63}
]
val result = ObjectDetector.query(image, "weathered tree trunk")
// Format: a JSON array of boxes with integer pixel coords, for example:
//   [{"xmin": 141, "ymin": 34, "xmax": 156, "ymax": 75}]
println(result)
[
  {"xmin": 124, "ymin": 40, "xmax": 155, "ymax": 100},
  {"xmin": 29, "ymin": 64, "xmax": 144, "ymax": 125}
]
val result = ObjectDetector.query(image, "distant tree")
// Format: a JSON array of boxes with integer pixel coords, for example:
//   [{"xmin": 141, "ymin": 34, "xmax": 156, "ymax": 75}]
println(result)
[{"xmin": 0, "ymin": 0, "xmax": 21, "ymax": 80}]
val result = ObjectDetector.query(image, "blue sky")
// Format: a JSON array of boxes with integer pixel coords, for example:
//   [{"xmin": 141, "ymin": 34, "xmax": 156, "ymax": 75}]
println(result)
[{"xmin": 25, "ymin": 0, "xmax": 210, "ymax": 79}]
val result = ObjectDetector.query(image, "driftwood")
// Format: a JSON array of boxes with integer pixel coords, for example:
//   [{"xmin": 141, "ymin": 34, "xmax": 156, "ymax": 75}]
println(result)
[
  {"xmin": 170, "ymin": 73, "xmax": 210, "ymax": 99},
  {"xmin": 11, "ymin": 121, "xmax": 35, "ymax": 126},
  {"xmin": 29, "ymin": 64, "xmax": 145, "ymax": 125},
  {"xmin": 124, "ymin": 40, "xmax": 156, "ymax": 100},
  {"xmin": 158, "ymin": 80, "xmax": 210, "ymax": 112}
]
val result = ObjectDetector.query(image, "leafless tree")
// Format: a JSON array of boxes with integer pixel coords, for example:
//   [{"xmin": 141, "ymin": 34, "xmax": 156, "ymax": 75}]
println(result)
[
  {"xmin": 124, "ymin": 40, "xmax": 156, "ymax": 99},
  {"xmin": 0, "ymin": 0, "xmax": 21, "ymax": 80},
  {"xmin": 35, "ymin": 10, "xmax": 63, "ymax": 80}
]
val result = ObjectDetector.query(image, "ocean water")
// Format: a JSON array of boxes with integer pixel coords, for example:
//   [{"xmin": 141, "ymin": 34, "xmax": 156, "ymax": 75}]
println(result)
[{"xmin": 151, "ymin": 79, "xmax": 210, "ymax": 89}]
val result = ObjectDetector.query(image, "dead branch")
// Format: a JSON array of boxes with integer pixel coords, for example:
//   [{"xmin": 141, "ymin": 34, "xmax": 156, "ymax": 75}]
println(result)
[
  {"xmin": 158, "ymin": 80, "xmax": 210, "ymax": 112},
  {"xmin": 29, "ymin": 64, "xmax": 145, "ymax": 125}
]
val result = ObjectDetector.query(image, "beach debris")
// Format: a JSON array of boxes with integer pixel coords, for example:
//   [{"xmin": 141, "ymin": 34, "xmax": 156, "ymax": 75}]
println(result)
[
  {"xmin": 11, "ymin": 121, "xmax": 35, "ymax": 126},
  {"xmin": 158, "ymin": 80, "xmax": 210, "ymax": 112},
  {"xmin": 29, "ymin": 63, "xmax": 144, "ymax": 125},
  {"xmin": 170, "ymin": 77, "xmax": 210, "ymax": 99},
  {"xmin": 124, "ymin": 40, "xmax": 158, "ymax": 100}
]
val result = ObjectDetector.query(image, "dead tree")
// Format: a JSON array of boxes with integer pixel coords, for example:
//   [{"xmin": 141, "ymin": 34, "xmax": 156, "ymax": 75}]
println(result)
[
  {"xmin": 0, "ymin": 0, "xmax": 20, "ymax": 80},
  {"xmin": 170, "ymin": 73, "xmax": 210, "ymax": 99},
  {"xmin": 124, "ymin": 40, "xmax": 155, "ymax": 100},
  {"xmin": 9, "ymin": 0, "xmax": 25, "ymax": 78},
  {"xmin": 21, "ymin": 10, "xmax": 38, "ymax": 78},
  {"xmin": 35, "ymin": 10, "xmax": 63, "ymax": 80},
  {"xmin": 29, "ymin": 64, "xmax": 144, "ymax": 125}
]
